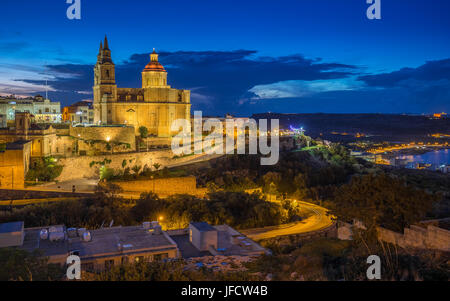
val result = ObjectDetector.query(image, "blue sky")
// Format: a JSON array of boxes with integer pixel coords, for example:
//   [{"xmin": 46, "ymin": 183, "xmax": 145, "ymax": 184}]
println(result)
[{"xmin": 1, "ymin": 0, "xmax": 449, "ymax": 115}]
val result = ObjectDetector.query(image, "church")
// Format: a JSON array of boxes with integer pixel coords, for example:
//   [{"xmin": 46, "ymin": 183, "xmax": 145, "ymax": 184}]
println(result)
[{"xmin": 93, "ymin": 36, "xmax": 191, "ymax": 137}]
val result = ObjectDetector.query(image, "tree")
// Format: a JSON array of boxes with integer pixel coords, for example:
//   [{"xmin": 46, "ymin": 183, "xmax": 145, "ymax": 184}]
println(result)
[
  {"xmin": 330, "ymin": 173, "xmax": 437, "ymax": 233},
  {"xmin": 0, "ymin": 248, "xmax": 63, "ymax": 281},
  {"xmin": 132, "ymin": 165, "xmax": 142, "ymax": 175},
  {"xmin": 139, "ymin": 126, "xmax": 149, "ymax": 139}
]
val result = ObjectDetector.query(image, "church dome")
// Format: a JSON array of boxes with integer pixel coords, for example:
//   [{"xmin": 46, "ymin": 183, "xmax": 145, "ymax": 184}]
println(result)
[{"xmin": 143, "ymin": 49, "xmax": 166, "ymax": 72}]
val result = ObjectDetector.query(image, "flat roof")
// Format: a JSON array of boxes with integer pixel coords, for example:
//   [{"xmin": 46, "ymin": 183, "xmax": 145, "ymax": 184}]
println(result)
[
  {"xmin": 190, "ymin": 222, "xmax": 216, "ymax": 232},
  {"xmin": 169, "ymin": 234, "xmax": 211, "ymax": 258},
  {"xmin": 6, "ymin": 140, "xmax": 31, "ymax": 150},
  {"xmin": 21, "ymin": 225, "xmax": 177, "ymax": 260},
  {"xmin": 0, "ymin": 221, "xmax": 24, "ymax": 234}
]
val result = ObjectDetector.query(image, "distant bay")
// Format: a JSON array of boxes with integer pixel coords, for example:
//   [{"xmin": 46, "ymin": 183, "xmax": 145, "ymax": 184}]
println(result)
[{"xmin": 397, "ymin": 148, "xmax": 450, "ymax": 166}]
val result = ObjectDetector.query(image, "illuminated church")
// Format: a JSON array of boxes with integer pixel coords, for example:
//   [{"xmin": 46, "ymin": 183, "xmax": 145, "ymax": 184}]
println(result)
[{"xmin": 93, "ymin": 36, "xmax": 191, "ymax": 137}]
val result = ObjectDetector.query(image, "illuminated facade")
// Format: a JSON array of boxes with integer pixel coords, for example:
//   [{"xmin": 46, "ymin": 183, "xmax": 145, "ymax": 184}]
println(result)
[{"xmin": 93, "ymin": 37, "xmax": 191, "ymax": 137}]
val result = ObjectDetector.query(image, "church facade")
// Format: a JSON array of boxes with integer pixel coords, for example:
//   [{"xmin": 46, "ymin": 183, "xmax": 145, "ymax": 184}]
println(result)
[{"xmin": 93, "ymin": 36, "xmax": 191, "ymax": 137}]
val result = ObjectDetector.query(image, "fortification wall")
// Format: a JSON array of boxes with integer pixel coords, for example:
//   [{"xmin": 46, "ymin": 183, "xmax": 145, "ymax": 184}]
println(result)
[
  {"xmin": 258, "ymin": 223, "xmax": 337, "ymax": 245},
  {"xmin": 112, "ymin": 176, "xmax": 208, "ymax": 198},
  {"xmin": 56, "ymin": 150, "xmax": 206, "ymax": 182},
  {"xmin": 377, "ymin": 225, "xmax": 450, "ymax": 252}
]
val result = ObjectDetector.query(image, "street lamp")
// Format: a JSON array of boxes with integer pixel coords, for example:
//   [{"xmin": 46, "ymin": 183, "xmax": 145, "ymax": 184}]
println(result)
[{"xmin": 106, "ymin": 137, "xmax": 112, "ymax": 154}]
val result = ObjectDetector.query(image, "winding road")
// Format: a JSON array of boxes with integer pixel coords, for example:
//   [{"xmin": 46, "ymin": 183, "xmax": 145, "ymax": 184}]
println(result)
[{"xmin": 241, "ymin": 200, "xmax": 335, "ymax": 241}]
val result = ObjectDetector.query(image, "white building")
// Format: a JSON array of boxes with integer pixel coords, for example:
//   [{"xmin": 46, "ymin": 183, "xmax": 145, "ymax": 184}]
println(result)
[{"xmin": 0, "ymin": 95, "xmax": 61, "ymax": 124}]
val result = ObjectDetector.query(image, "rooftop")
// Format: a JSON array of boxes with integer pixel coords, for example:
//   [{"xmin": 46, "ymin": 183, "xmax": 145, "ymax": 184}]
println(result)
[
  {"xmin": 21, "ymin": 224, "xmax": 178, "ymax": 260},
  {"xmin": 5, "ymin": 140, "xmax": 31, "ymax": 150},
  {"xmin": 190, "ymin": 222, "xmax": 216, "ymax": 232},
  {"xmin": 0, "ymin": 221, "xmax": 24, "ymax": 234}
]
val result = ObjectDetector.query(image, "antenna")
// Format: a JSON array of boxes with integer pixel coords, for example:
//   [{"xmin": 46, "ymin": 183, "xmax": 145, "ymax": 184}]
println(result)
[{"xmin": 44, "ymin": 61, "xmax": 49, "ymax": 100}]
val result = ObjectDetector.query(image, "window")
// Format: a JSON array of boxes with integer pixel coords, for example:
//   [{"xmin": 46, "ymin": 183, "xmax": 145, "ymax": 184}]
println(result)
[
  {"xmin": 121, "ymin": 256, "xmax": 129, "ymax": 265},
  {"xmin": 153, "ymin": 253, "xmax": 168, "ymax": 261},
  {"xmin": 135, "ymin": 256, "xmax": 144, "ymax": 263},
  {"xmin": 104, "ymin": 259, "xmax": 114, "ymax": 270}
]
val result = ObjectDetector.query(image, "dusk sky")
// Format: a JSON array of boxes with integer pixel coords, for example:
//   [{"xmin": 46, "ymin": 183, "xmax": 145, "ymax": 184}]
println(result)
[{"xmin": 1, "ymin": 0, "xmax": 449, "ymax": 116}]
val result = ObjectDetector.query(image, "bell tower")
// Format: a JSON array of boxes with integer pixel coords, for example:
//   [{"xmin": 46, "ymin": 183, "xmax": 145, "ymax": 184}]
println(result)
[{"xmin": 93, "ymin": 35, "xmax": 117, "ymax": 124}]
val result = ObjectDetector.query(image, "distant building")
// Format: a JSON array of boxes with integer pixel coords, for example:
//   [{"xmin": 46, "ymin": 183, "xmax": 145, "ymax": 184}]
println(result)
[
  {"xmin": 62, "ymin": 101, "xmax": 94, "ymax": 125},
  {"xmin": 0, "ymin": 112, "xmax": 58, "ymax": 157},
  {"xmin": 439, "ymin": 164, "xmax": 450, "ymax": 173},
  {"xmin": 0, "ymin": 114, "xmax": 6, "ymax": 128},
  {"xmin": 0, "ymin": 95, "xmax": 61, "ymax": 124}
]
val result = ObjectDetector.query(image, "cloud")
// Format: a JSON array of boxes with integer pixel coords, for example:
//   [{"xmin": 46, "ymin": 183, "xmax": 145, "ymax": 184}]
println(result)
[
  {"xmin": 8, "ymin": 50, "xmax": 450, "ymax": 114},
  {"xmin": 248, "ymin": 78, "xmax": 362, "ymax": 100},
  {"xmin": 13, "ymin": 50, "xmax": 358, "ymax": 113},
  {"xmin": 358, "ymin": 58, "xmax": 450, "ymax": 88}
]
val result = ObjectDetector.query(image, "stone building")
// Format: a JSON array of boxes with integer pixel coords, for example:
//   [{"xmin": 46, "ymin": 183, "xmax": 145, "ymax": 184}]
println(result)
[
  {"xmin": 0, "ymin": 140, "xmax": 31, "ymax": 189},
  {"xmin": 93, "ymin": 36, "xmax": 191, "ymax": 137},
  {"xmin": 62, "ymin": 100, "xmax": 94, "ymax": 125},
  {"xmin": 0, "ymin": 113, "xmax": 58, "ymax": 158}
]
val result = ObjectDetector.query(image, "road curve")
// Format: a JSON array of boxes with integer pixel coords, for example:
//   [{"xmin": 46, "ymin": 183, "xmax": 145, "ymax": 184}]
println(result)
[{"xmin": 241, "ymin": 200, "xmax": 334, "ymax": 241}]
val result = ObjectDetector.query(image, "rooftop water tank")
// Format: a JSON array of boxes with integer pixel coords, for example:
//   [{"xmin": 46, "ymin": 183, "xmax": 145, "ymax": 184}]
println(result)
[
  {"xmin": 67, "ymin": 228, "xmax": 77, "ymax": 238},
  {"xmin": 82, "ymin": 231, "xmax": 91, "ymax": 242},
  {"xmin": 39, "ymin": 229, "xmax": 48, "ymax": 240},
  {"xmin": 143, "ymin": 222, "xmax": 151, "ymax": 230},
  {"xmin": 153, "ymin": 225, "xmax": 162, "ymax": 235},
  {"xmin": 77, "ymin": 228, "xmax": 87, "ymax": 236},
  {"xmin": 49, "ymin": 231, "xmax": 65, "ymax": 242}
]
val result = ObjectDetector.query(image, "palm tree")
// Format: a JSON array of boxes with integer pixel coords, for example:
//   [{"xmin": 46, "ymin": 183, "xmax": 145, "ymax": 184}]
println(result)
[{"xmin": 153, "ymin": 163, "xmax": 161, "ymax": 171}]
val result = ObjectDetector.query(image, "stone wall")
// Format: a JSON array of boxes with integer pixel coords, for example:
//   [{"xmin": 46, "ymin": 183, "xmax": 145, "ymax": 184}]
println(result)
[
  {"xmin": 259, "ymin": 223, "xmax": 337, "ymax": 245},
  {"xmin": 112, "ymin": 176, "xmax": 208, "ymax": 198},
  {"xmin": 377, "ymin": 224, "xmax": 450, "ymax": 252},
  {"xmin": 0, "ymin": 189, "xmax": 90, "ymax": 201},
  {"xmin": 338, "ymin": 220, "xmax": 450, "ymax": 252},
  {"xmin": 0, "ymin": 145, "xmax": 30, "ymax": 189},
  {"xmin": 56, "ymin": 150, "xmax": 206, "ymax": 182}
]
